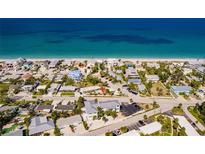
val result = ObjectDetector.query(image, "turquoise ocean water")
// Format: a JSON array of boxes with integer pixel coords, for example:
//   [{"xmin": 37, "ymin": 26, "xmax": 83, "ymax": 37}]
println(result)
[{"xmin": 1, "ymin": 18, "xmax": 205, "ymax": 58}]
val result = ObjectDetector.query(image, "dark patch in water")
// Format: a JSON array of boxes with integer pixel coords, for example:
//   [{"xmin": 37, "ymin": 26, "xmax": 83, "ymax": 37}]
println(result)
[
  {"xmin": 45, "ymin": 39, "xmax": 65, "ymax": 44},
  {"xmin": 84, "ymin": 34, "xmax": 174, "ymax": 44}
]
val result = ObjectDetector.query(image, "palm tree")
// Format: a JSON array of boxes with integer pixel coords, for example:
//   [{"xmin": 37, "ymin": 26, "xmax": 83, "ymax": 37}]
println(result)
[{"xmin": 24, "ymin": 117, "xmax": 30, "ymax": 136}]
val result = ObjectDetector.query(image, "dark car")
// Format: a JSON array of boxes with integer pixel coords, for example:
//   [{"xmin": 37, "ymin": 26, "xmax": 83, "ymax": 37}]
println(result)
[{"xmin": 138, "ymin": 120, "xmax": 145, "ymax": 126}]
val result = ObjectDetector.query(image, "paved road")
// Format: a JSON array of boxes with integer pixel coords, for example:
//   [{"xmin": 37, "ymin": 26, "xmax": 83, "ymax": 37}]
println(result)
[
  {"xmin": 80, "ymin": 97, "xmax": 200, "ymax": 136},
  {"xmin": 183, "ymin": 105, "xmax": 205, "ymax": 131},
  {"xmin": 16, "ymin": 78, "xmax": 203, "ymax": 135},
  {"xmin": 81, "ymin": 100, "xmax": 179, "ymax": 136}
]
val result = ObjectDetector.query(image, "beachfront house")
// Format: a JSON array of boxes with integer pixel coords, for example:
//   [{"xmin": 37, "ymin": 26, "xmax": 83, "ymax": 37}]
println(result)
[
  {"xmin": 147, "ymin": 63, "xmax": 160, "ymax": 69},
  {"xmin": 84, "ymin": 100, "xmax": 121, "ymax": 118},
  {"xmin": 183, "ymin": 68, "xmax": 192, "ymax": 75},
  {"xmin": 49, "ymin": 60, "xmax": 59, "ymax": 68},
  {"xmin": 29, "ymin": 116, "xmax": 55, "ymax": 136},
  {"xmin": 68, "ymin": 70, "xmax": 83, "ymax": 81},
  {"xmin": 171, "ymin": 85, "xmax": 192, "ymax": 95},
  {"xmin": 22, "ymin": 61, "xmax": 33, "ymax": 70}
]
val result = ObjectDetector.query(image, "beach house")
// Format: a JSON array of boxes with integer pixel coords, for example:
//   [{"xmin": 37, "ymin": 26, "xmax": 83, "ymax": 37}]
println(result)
[
  {"xmin": 68, "ymin": 70, "xmax": 83, "ymax": 81},
  {"xmin": 49, "ymin": 60, "xmax": 59, "ymax": 68},
  {"xmin": 147, "ymin": 63, "xmax": 160, "ymax": 69}
]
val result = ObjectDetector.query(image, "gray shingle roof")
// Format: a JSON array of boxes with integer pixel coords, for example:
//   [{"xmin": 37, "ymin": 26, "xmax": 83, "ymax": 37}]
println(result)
[
  {"xmin": 29, "ymin": 116, "xmax": 54, "ymax": 135},
  {"xmin": 84, "ymin": 100, "xmax": 121, "ymax": 114},
  {"xmin": 55, "ymin": 105, "xmax": 75, "ymax": 111},
  {"xmin": 35, "ymin": 105, "xmax": 54, "ymax": 111},
  {"xmin": 57, "ymin": 115, "xmax": 82, "ymax": 128}
]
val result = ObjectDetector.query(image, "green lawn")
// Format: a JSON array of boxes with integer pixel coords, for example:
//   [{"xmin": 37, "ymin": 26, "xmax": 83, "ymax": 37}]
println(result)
[
  {"xmin": 188, "ymin": 106, "xmax": 205, "ymax": 127},
  {"xmin": 146, "ymin": 114, "xmax": 186, "ymax": 136},
  {"xmin": 171, "ymin": 107, "xmax": 184, "ymax": 115},
  {"xmin": 61, "ymin": 91, "xmax": 75, "ymax": 96},
  {"xmin": 2, "ymin": 124, "xmax": 18, "ymax": 134},
  {"xmin": 150, "ymin": 82, "xmax": 170, "ymax": 97},
  {"xmin": 0, "ymin": 83, "xmax": 10, "ymax": 95}
]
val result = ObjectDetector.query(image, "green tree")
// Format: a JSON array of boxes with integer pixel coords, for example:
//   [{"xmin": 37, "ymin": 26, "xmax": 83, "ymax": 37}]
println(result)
[
  {"xmin": 82, "ymin": 120, "xmax": 89, "ymax": 130},
  {"xmin": 110, "ymin": 110, "xmax": 118, "ymax": 119},
  {"xmin": 97, "ymin": 107, "xmax": 105, "ymax": 119},
  {"xmin": 120, "ymin": 126, "xmax": 128, "ymax": 134},
  {"xmin": 105, "ymin": 131, "xmax": 113, "ymax": 136},
  {"xmin": 54, "ymin": 126, "xmax": 61, "ymax": 136},
  {"xmin": 143, "ymin": 114, "xmax": 148, "ymax": 120},
  {"xmin": 51, "ymin": 111, "xmax": 59, "ymax": 124}
]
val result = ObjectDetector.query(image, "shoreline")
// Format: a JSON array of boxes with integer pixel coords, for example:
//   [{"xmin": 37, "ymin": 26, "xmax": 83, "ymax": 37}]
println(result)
[{"xmin": 1, "ymin": 57, "xmax": 205, "ymax": 62}]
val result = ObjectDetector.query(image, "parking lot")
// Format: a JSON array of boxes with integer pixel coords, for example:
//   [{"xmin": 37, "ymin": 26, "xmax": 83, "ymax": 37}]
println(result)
[
  {"xmin": 120, "ymin": 102, "xmax": 143, "ymax": 116},
  {"xmin": 112, "ymin": 119, "xmax": 151, "ymax": 136}
]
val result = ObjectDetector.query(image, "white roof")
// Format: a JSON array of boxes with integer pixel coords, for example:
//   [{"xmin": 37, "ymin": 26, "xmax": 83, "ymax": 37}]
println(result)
[
  {"xmin": 174, "ymin": 116, "xmax": 200, "ymax": 136},
  {"xmin": 60, "ymin": 86, "xmax": 77, "ymax": 91},
  {"xmin": 120, "ymin": 130, "xmax": 140, "ymax": 136},
  {"xmin": 139, "ymin": 122, "xmax": 162, "ymax": 135},
  {"xmin": 49, "ymin": 60, "xmax": 58, "ymax": 68},
  {"xmin": 126, "ymin": 67, "xmax": 137, "ymax": 76},
  {"xmin": 146, "ymin": 75, "xmax": 159, "ymax": 81},
  {"xmin": 147, "ymin": 63, "xmax": 160, "ymax": 68},
  {"xmin": 80, "ymin": 86, "xmax": 100, "ymax": 93}
]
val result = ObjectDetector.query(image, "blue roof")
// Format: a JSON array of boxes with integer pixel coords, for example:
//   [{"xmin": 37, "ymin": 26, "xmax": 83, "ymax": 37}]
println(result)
[
  {"xmin": 171, "ymin": 86, "xmax": 192, "ymax": 93},
  {"xmin": 128, "ymin": 78, "xmax": 141, "ymax": 84},
  {"xmin": 69, "ymin": 70, "xmax": 81, "ymax": 74},
  {"xmin": 68, "ymin": 70, "xmax": 82, "ymax": 80}
]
